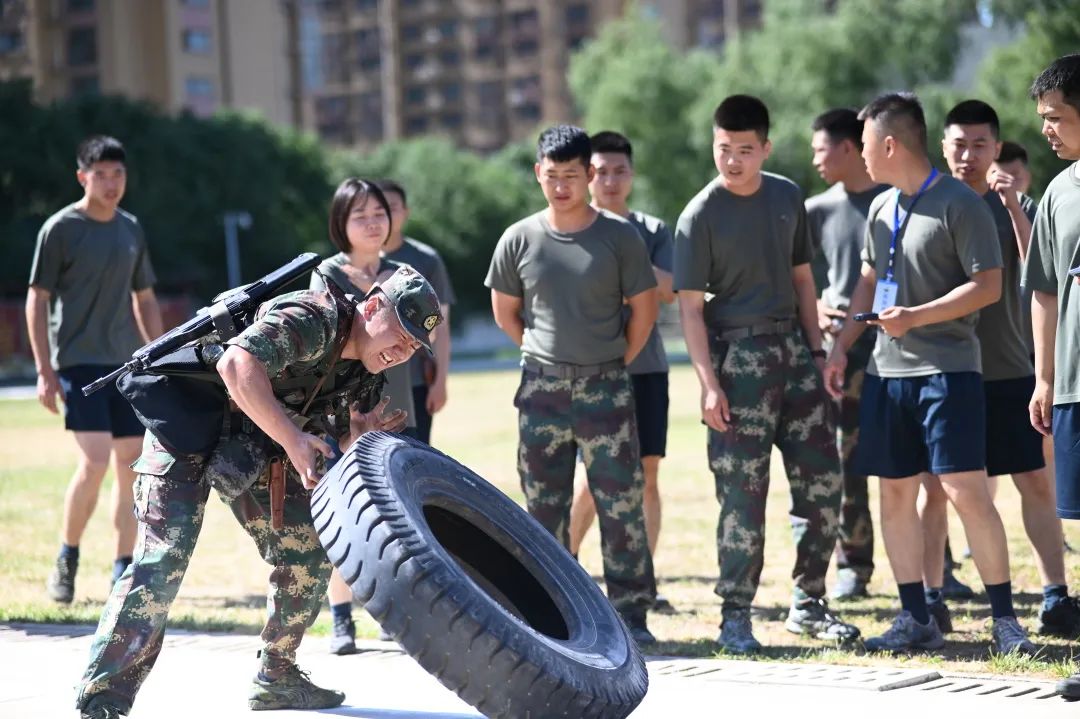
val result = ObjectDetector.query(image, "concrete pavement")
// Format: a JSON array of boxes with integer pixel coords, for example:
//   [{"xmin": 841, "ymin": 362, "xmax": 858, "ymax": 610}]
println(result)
[{"xmin": 0, "ymin": 623, "xmax": 1070, "ymax": 718}]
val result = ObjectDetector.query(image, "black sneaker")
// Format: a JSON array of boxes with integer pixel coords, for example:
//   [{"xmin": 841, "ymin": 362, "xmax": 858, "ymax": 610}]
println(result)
[
  {"xmin": 1057, "ymin": 672, "xmax": 1080, "ymax": 701},
  {"xmin": 46, "ymin": 554, "xmax": 76, "ymax": 604},
  {"xmin": 1038, "ymin": 597, "xmax": 1080, "ymax": 638},
  {"xmin": 329, "ymin": 615, "xmax": 357, "ymax": 655},
  {"xmin": 940, "ymin": 569, "xmax": 974, "ymax": 600},
  {"xmin": 620, "ymin": 611, "xmax": 656, "ymax": 646},
  {"xmin": 927, "ymin": 597, "xmax": 953, "ymax": 634}
]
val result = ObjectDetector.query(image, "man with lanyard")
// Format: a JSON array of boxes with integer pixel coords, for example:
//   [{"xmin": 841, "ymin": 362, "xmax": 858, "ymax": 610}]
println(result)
[{"xmin": 824, "ymin": 92, "xmax": 1036, "ymax": 654}]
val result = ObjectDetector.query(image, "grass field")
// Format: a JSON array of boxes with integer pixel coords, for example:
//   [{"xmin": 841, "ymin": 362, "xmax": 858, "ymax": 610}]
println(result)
[{"xmin": 1, "ymin": 365, "xmax": 1078, "ymax": 678}]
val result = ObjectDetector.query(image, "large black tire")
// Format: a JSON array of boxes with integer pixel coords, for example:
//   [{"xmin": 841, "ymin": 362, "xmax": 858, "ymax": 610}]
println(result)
[{"xmin": 310, "ymin": 432, "xmax": 648, "ymax": 718}]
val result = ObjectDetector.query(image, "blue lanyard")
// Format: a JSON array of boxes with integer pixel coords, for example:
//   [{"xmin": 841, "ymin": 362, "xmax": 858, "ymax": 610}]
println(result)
[{"xmin": 886, "ymin": 168, "xmax": 938, "ymax": 282}]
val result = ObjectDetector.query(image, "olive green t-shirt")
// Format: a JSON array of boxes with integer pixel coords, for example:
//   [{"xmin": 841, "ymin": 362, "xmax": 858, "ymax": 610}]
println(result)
[
  {"xmin": 862, "ymin": 175, "xmax": 1003, "ymax": 378},
  {"xmin": 484, "ymin": 210, "xmax": 656, "ymax": 366},
  {"xmin": 28, "ymin": 204, "xmax": 156, "ymax": 369},
  {"xmin": 310, "ymin": 253, "xmax": 416, "ymax": 427},
  {"xmin": 673, "ymin": 173, "xmax": 813, "ymax": 329},
  {"xmin": 625, "ymin": 211, "xmax": 672, "ymax": 375},
  {"xmin": 974, "ymin": 190, "xmax": 1037, "ymax": 381},
  {"xmin": 1021, "ymin": 163, "xmax": 1080, "ymax": 405},
  {"xmin": 806, "ymin": 183, "xmax": 888, "ymax": 311},
  {"xmin": 383, "ymin": 237, "xmax": 456, "ymax": 388}
]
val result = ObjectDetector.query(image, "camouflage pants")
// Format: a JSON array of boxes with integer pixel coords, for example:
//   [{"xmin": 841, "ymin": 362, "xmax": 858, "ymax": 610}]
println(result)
[
  {"xmin": 515, "ymin": 368, "xmax": 656, "ymax": 613},
  {"xmin": 75, "ymin": 433, "xmax": 331, "ymax": 713},
  {"xmin": 825, "ymin": 330, "xmax": 876, "ymax": 582},
  {"xmin": 708, "ymin": 332, "xmax": 842, "ymax": 610}
]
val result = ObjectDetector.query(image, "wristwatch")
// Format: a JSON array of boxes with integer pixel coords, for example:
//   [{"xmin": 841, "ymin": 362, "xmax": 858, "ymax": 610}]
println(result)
[{"xmin": 810, "ymin": 349, "xmax": 827, "ymax": 359}]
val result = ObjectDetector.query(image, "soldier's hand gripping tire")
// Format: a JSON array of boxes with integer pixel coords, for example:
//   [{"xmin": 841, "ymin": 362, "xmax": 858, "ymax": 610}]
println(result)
[{"xmin": 310, "ymin": 432, "xmax": 649, "ymax": 719}]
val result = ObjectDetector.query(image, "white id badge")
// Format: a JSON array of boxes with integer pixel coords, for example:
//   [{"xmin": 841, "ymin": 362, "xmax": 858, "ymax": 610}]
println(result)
[{"xmin": 872, "ymin": 279, "xmax": 898, "ymax": 314}]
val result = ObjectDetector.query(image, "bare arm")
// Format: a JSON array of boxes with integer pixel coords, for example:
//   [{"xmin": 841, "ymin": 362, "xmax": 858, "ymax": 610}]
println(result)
[
  {"xmin": 217, "ymin": 345, "xmax": 331, "ymax": 489},
  {"xmin": 25, "ymin": 286, "xmax": 61, "ymax": 413},
  {"xmin": 491, "ymin": 289, "xmax": 524, "ymax": 347},
  {"xmin": 678, "ymin": 289, "xmax": 730, "ymax": 431},
  {"xmin": 823, "ymin": 263, "xmax": 876, "ymax": 399},
  {"xmin": 1006, "ymin": 203, "xmax": 1033, "ymax": 262},
  {"xmin": 1030, "ymin": 289, "xmax": 1057, "ymax": 436},
  {"xmin": 132, "ymin": 287, "xmax": 164, "ymax": 342},
  {"xmin": 791, "ymin": 263, "xmax": 823, "ymax": 353},
  {"xmin": 427, "ymin": 303, "xmax": 451, "ymax": 414},
  {"xmin": 624, "ymin": 288, "xmax": 658, "ymax": 365},
  {"xmin": 872, "ymin": 268, "xmax": 1002, "ymax": 338},
  {"xmin": 653, "ymin": 266, "xmax": 675, "ymax": 305}
]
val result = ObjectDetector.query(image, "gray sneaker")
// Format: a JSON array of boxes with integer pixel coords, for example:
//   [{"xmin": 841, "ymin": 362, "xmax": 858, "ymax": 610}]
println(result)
[
  {"xmin": 249, "ymin": 665, "xmax": 345, "ymax": 711},
  {"xmin": 717, "ymin": 608, "xmax": 762, "ymax": 654},
  {"xmin": 991, "ymin": 616, "xmax": 1036, "ymax": 655},
  {"xmin": 830, "ymin": 569, "xmax": 869, "ymax": 601},
  {"xmin": 927, "ymin": 597, "xmax": 953, "ymax": 633},
  {"xmin": 1057, "ymin": 672, "xmax": 1080, "ymax": 700},
  {"xmin": 865, "ymin": 611, "xmax": 944, "ymax": 652},
  {"xmin": 329, "ymin": 616, "xmax": 357, "ymax": 655},
  {"xmin": 785, "ymin": 597, "xmax": 860, "ymax": 642}
]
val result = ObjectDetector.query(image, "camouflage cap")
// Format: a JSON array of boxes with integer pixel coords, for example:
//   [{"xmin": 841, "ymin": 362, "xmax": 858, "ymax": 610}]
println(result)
[{"xmin": 371, "ymin": 265, "xmax": 443, "ymax": 352}]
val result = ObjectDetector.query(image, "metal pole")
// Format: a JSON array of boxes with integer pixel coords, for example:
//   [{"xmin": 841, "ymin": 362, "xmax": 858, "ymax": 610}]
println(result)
[{"xmin": 223, "ymin": 211, "xmax": 253, "ymax": 288}]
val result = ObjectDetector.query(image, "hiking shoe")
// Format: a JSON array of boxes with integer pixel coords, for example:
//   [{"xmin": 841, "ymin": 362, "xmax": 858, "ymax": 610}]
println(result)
[
  {"xmin": 1057, "ymin": 672, "xmax": 1080, "ymax": 701},
  {"xmin": 717, "ymin": 608, "xmax": 762, "ymax": 654},
  {"xmin": 249, "ymin": 665, "xmax": 345, "ymax": 711},
  {"xmin": 927, "ymin": 596, "xmax": 953, "ymax": 634},
  {"xmin": 941, "ymin": 569, "xmax": 975, "ymax": 600},
  {"xmin": 992, "ymin": 616, "xmax": 1036, "ymax": 656},
  {"xmin": 654, "ymin": 594, "xmax": 676, "ymax": 614},
  {"xmin": 865, "ymin": 611, "xmax": 944, "ymax": 652},
  {"xmin": 377, "ymin": 627, "xmax": 393, "ymax": 642},
  {"xmin": 620, "ymin": 611, "xmax": 657, "ymax": 646},
  {"xmin": 785, "ymin": 597, "xmax": 860, "ymax": 642},
  {"xmin": 1038, "ymin": 597, "xmax": 1080, "ymax": 638},
  {"xmin": 47, "ymin": 554, "xmax": 76, "ymax": 604},
  {"xmin": 329, "ymin": 615, "xmax": 357, "ymax": 655},
  {"xmin": 830, "ymin": 570, "xmax": 869, "ymax": 602}
]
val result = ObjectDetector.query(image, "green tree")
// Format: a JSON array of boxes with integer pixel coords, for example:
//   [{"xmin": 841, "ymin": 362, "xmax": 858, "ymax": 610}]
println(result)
[{"xmin": 978, "ymin": 0, "xmax": 1080, "ymax": 195}]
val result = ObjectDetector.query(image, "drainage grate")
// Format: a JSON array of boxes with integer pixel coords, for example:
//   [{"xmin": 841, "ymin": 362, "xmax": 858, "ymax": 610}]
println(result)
[
  {"xmin": 648, "ymin": 659, "xmax": 941, "ymax": 691},
  {"xmin": 911, "ymin": 677, "xmax": 1060, "ymax": 701}
]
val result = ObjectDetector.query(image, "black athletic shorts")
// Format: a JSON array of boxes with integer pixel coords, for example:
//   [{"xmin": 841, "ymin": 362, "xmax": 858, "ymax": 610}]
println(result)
[
  {"xmin": 984, "ymin": 375, "xmax": 1045, "ymax": 477},
  {"xmin": 57, "ymin": 364, "xmax": 145, "ymax": 437}
]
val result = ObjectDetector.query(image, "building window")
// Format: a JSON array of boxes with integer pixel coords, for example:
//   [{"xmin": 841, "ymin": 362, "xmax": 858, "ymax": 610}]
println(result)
[
  {"xmin": 182, "ymin": 0, "xmax": 210, "ymax": 7},
  {"xmin": 404, "ymin": 52, "xmax": 424, "ymax": 70},
  {"xmin": 67, "ymin": 0, "xmax": 94, "ymax": 12},
  {"xmin": 70, "ymin": 75, "xmax": 99, "ymax": 96},
  {"xmin": 353, "ymin": 27, "xmax": 379, "ymax": 70},
  {"xmin": 183, "ymin": 28, "xmax": 212, "ymax": 54},
  {"xmin": 405, "ymin": 115, "xmax": 429, "ymax": 134},
  {"xmin": 565, "ymin": 3, "xmax": 589, "ymax": 24},
  {"xmin": 353, "ymin": 0, "xmax": 376, "ymax": 11},
  {"xmin": 440, "ymin": 81, "xmax": 461, "ymax": 104},
  {"xmin": 401, "ymin": 24, "xmax": 421, "ymax": 42},
  {"xmin": 438, "ymin": 48, "xmax": 459, "ymax": 67},
  {"xmin": 508, "ymin": 75, "xmax": 540, "ymax": 120},
  {"xmin": 437, "ymin": 19, "xmax": 457, "ymax": 39},
  {"xmin": 0, "ymin": 30, "xmax": 22, "ymax": 54},
  {"xmin": 474, "ymin": 80, "xmax": 501, "ymax": 107},
  {"xmin": 405, "ymin": 85, "xmax": 426, "ymax": 108},
  {"xmin": 185, "ymin": 76, "xmax": 215, "ymax": 116},
  {"xmin": 441, "ymin": 112, "xmax": 462, "ymax": 130},
  {"xmin": 508, "ymin": 10, "xmax": 538, "ymax": 56},
  {"xmin": 67, "ymin": 27, "xmax": 96, "ymax": 66},
  {"xmin": 356, "ymin": 91, "xmax": 383, "ymax": 140},
  {"xmin": 471, "ymin": 16, "xmax": 498, "ymax": 59},
  {"xmin": 321, "ymin": 33, "xmax": 346, "ymax": 84}
]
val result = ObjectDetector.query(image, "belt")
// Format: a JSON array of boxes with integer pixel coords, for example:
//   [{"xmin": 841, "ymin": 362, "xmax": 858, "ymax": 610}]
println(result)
[
  {"xmin": 522, "ymin": 359, "xmax": 624, "ymax": 379},
  {"xmin": 717, "ymin": 319, "xmax": 796, "ymax": 341}
]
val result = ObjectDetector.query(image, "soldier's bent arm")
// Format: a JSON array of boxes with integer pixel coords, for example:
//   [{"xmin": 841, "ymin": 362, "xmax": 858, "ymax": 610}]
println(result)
[
  {"xmin": 678, "ymin": 290, "xmax": 718, "ymax": 391},
  {"xmin": 217, "ymin": 345, "xmax": 331, "ymax": 477},
  {"xmin": 624, "ymin": 287, "xmax": 659, "ymax": 365},
  {"xmin": 491, "ymin": 289, "xmax": 525, "ymax": 347},
  {"xmin": 831, "ymin": 263, "xmax": 876, "ymax": 356},
  {"xmin": 903, "ymin": 268, "xmax": 1002, "ymax": 329}
]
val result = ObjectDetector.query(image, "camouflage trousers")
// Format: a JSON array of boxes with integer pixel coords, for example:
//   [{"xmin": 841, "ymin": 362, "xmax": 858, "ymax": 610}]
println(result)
[
  {"xmin": 515, "ymin": 367, "xmax": 657, "ymax": 613},
  {"xmin": 75, "ymin": 433, "xmax": 331, "ymax": 713},
  {"xmin": 824, "ymin": 330, "xmax": 876, "ymax": 582},
  {"xmin": 707, "ymin": 331, "xmax": 842, "ymax": 610}
]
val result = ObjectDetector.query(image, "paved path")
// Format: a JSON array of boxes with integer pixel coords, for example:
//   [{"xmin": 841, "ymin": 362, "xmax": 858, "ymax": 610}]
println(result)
[{"xmin": 0, "ymin": 623, "xmax": 1071, "ymax": 718}]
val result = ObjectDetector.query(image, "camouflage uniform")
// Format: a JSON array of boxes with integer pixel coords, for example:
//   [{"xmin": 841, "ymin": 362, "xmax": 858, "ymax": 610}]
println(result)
[
  {"xmin": 515, "ymin": 367, "xmax": 656, "ymax": 613},
  {"xmin": 825, "ymin": 330, "xmax": 876, "ymax": 583},
  {"xmin": 74, "ymin": 289, "xmax": 385, "ymax": 715},
  {"xmin": 708, "ymin": 331, "xmax": 842, "ymax": 609}
]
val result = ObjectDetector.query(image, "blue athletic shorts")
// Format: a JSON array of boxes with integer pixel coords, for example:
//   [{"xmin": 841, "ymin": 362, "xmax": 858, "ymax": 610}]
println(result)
[
  {"xmin": 57, "ymin": 365, "xmax": 145, "ymax": 437},
  {"xmin": 631, "ymin": 371, "xmax": 669, "ymax": 458},
  {"xmin": 984, "ymin": 375, "xmax": 1044, "ymax": 477},
  {"xmin": 856, "ymin": 372, "xmax": 986, "ymax": 478},
  {"xmin": 1051, "ymin": 402, "xmax": 1080, "ymax": 520}
]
